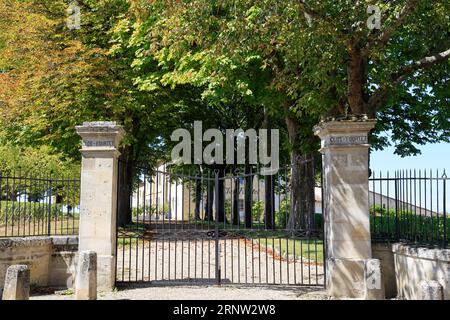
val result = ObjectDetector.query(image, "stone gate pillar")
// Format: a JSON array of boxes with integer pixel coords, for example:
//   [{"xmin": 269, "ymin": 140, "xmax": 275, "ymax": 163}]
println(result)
[
  {"xmin": 76, "ymin": 122, "xmax": 124, "ymax": 291},
  {"xmin": 314, "ymin": 120, "xmax": 383, "ymax": 299}
]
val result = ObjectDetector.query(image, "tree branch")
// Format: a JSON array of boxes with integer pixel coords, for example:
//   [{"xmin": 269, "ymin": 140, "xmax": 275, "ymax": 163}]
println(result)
[
  {"xmin": 297, "ymin": 0, "xmax": 350, "ymax": 41},
  {"xmin": 392, "ymin": 48, "xmax": 450, "ymax": 84},
  {"xmin": 362, "ymin": 0, "xmax": 419, "ymax": 57},
  {"xmin": 367, "ymin": 48, "xmax": 450, "ymax": 114},
  {"xmin": 297, "ymin": 0, "xmax": 326, "ymax": 21}
]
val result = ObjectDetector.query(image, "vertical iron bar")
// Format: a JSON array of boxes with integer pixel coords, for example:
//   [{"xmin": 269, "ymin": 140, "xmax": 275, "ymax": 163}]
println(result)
[
  {"xmin": 215, "ymin": 172, "xmax": 221, "ymax": 285},
  {"xmin": 436, "ymin": 170, "xmax": 440, "ymax": 245},
  {"xmin": 443, "ymin": 172, "xmax": 447, "ymax": 248},
  {"xmin": 387, "ymin": 171, "xmax": 390, "ymax": 238},
  {"xmin": 48, "ymin": 173, "xmax": 52, "ymax": 236},
  {"xmin": 395, "ymin": 172, "xmax": 399, "ymax": 240},
  {"xmin": 286, "ymin": 237, "xmax": 289, "ymax": 285}
]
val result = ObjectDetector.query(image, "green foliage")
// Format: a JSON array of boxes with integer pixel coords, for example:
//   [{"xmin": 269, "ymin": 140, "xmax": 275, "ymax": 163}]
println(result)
[
  {"xmin": 131, "ymin": 204, "xmax": 170, "ymax": 218},
  {"xmin": 1, "ymin": 0, "xmax": 449, "ymax": 170},
  {"xmin": 0, "ymin": 201, "xmax": 74, "ymax": 223},
  {"xmin": 0, "ymin": 144, "xmax": 80, "ymax": 178},
  {"xmin": 259, "ymin": 238, "xmax": 324, "ymax": 263},
  {"xmin": 370, "ymin": 205, "xmax": 450, "ymax": 244},
  {"xmin": 276, "ymin": 200, "xmax": 289, "ymax": 228},
  {"xmin": 252, "ymin": 200, "xmax": 264, "ymax": 222},
  {"xmin": 275, "ymin": 200, "xmax": 322, "ymax": 229}
]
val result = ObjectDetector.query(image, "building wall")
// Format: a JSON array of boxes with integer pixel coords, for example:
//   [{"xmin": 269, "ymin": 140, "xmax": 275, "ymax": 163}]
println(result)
[
  {"xmin": 368, "ymin": 192, "xmax": 437, "ymax": 217},
  {"xmin": 133, "ymin": 176, "xmax": 324, "ymax": 222}
]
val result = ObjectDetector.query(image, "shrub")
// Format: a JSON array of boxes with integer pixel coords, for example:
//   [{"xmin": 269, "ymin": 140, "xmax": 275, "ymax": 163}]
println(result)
[
  {"xmin": 371, "ymin": 204, "xmax": 450, "ymax": 243},
  {"xmin": 275, "ymin": 200, "xmax": 323, "ymax": 230},
  {"xmin": 132, "ymin": 204, "xmax": 170, "ymax": 218},
  {"xmin": 252, "ymin": 201, "xmax": 264, "ymax": 222},
  {"xmin": 276, "ymin": 199, "xmax": 289, "ymax": 228},
  {"xmin": 0, "ymin": 200, "xmax": 69, "ymax": 223}
]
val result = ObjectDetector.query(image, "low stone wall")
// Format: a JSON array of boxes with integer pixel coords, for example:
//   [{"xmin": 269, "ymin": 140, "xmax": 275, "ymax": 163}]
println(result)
[
  {"xmin": 372, "ymin": 242, "xmax": 450, "ymax": 300},
  {"xmin": 372, "ymin": 242, "xmax": 397, "ymax": 299},
  {"xmin": 49, "ymin": 236, "xmax": 78, "ymax": 288},
  {"xmin": 393, "ymin": 243, "xmax": 449, "ymax": 300},
  {"xmin": 0, "ymin": 236, "xmax": 78, "ymax": 294}
]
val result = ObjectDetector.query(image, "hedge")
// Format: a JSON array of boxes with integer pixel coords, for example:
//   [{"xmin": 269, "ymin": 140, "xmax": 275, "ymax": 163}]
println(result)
[{"xmin": 0, "ymin": 201, "xmax": 76, "ymax": 223}]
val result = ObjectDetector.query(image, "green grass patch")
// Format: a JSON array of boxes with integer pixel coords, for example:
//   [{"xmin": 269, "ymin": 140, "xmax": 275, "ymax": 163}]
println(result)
[
  {"xmin": 256, "ymin": 237, "xmax": 324, "ymax": 263},
  {"xmin": 0, "ymin": 200, "xmax": 78, "ymax": 223}
]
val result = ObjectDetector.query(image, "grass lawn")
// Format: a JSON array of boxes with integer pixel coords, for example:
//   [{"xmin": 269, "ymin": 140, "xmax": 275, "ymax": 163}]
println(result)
[
  {"xmin": 256, "ymin": 238, "xmax": 324, "ymax": 264},
  {"xmin": 0, "ymin": 216, "xmax": 79, "ymax": 237}
]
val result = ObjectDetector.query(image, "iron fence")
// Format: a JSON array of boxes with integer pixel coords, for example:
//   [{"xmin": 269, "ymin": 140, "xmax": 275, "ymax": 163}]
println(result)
[
  {"xmin": 116, "ymin": 161, "xmax": 325, "ymax": 286},
  {"xmin": 0, "ymin": 170, "xmax": 80, "ymax": 237},
  {"xmin": 369, "ymin": 169, "xmax": 448, "ymax": 248}
]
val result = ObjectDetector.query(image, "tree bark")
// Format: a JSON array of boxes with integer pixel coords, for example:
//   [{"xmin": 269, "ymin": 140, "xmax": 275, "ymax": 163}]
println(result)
[
  {"xmin": 286, "ymin": 153, "xmax": 316, "ymax": 231},
  {"xmin": 264, "ymin": 174, "xmax": 275, "ymax": 229},
  {"xmin": 194, "ymin": 176, "xmax": 202, "ymax": 220},
  {"xmin": 232, "ymin": 177, "xmax": 240, "ymax": 225},
  {"xmin": 262, "ymin": 107, "xmax": 274, "ymax": 229},
  {"xmin": 244, "ymin": 164, "xmax": 253, "ymax": 228},
  {"xmin": 285, "ymin": 112, "xmax": 316, "ymax": 232},
  {"xmin": 347, "ymin": 46, "xmax": 365, "ymax": 115},
  {"xmin": 117, "ymin": 145, "xmax": 134, "ymax": 227},
  {"xmin": 204, "ymin": 177, "xmax": 214, "ymax": 221},
  {"xmin": 217, "ymin": 167, "xmax": 226, "ymax": 223},
  {"xmin": 5, "ymin": 189, "xmax": 17, "ymax": 202}
]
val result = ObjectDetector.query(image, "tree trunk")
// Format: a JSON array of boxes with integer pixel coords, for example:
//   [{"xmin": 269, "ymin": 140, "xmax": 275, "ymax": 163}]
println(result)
[
  {"xmin": 232, "ymin": 177, "xmax": 240, "ymax": 225},
  {"xmin": 285, "ymin": 112, "xmax": 316, "ymax": 232},
  {"xmin": 347, "ymin": 45, "xmax": 366, "ymax": 115},
  {"xmin": 244, "ymin": 164, "xmax": 253, "ymax": 228},
  {"xmin": 286, "ymin": 152, "xmax": 316, "ymax": 231},
  {"xmin": 262, "ymin": 115, "xmax": 275, "ymax": 230},
  {"xmin": 117, "ymin": 146, "xmax": 134, "ymax": 227},
  {"xmin": 217, "ymin": 168, "xmax": 226, "ymax": 223},
  {"xmin": 194, "ymin": 177, "xmax": 202, "ymax": 220},
  {"xmin": 204, "ymin": 177, "xmax": 214, "ymax": 221},
  {"xmin": 264, "ymin": 174, "xmax": 275, "ymax": 229},
  {"xmin": 56, "ymin": 194, "xmax": 63, "ymax": 204},
  {"xmin": 6, "ymin": 189, "xmax": 17, "ymax": 201}
]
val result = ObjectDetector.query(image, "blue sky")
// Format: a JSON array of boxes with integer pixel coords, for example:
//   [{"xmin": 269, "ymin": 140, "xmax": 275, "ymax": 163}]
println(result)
[
  {"xmin": 370, "ymin": 142, "xmax": 449, "ymax": 212},
  {"xmin": 370, "ymin": 142, "xmax": 450, "ymax": 174}
]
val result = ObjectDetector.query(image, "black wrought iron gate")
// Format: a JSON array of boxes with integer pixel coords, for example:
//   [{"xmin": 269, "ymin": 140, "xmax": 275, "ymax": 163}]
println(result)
[{"xmin": 116, "ymin": 162, "xmax": 325, "ymax": 286}]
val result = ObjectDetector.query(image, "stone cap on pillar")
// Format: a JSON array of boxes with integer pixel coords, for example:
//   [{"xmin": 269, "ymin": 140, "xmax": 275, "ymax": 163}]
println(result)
[
  {"xmin": 76, "ymin": 121, "xmax": 125, "ymax": 153},
  {"xmin": 313, "ymin": 119, "xmax": 376, "ymax": 149}
]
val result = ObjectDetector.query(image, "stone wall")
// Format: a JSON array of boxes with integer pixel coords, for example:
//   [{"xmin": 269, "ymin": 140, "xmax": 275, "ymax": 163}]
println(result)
[
  {"xmin": 372, "ymin": 242, "xmax": 450, "ymax": 300},
  {"xmin": 0, "ymin": 236, "xmax": 78, "ymax": 294},
  {"xmin": 372, "ymin": 242, "xmax": 397, "ymax": 299},
  {"xmin": 49, "ymin": 236, "xmax": 78, "ymax": 288},
  {"xmin": 393, "ymin": 243, "xmax": 449, "ymax": 300}
]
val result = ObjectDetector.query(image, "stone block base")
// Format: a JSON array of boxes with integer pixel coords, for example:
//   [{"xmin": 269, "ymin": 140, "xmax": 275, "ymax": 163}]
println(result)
[
  {"xmin": 327, "ymin": 258, "xmax": 385, "ymax": 299},
  {"xmin": 75, "ymin": 251, "xmax": 97, "ymax": 300},
  {"xmin": 96, "ymin": 254, "xmax": 116, "ymax": 291},
  {"xmin": 419, "ymin": 280, "xmax": 443, "ymax": 300},
  {"xmin": 2, "ymin": 265, "xmax": 30, "ymax": 300},
  {"xmin": 327, "ymin": 258, "xmax": 366, "ymax": 298},
  {"xmin": 364, "ymin": 259, "xmax": 385, "ymax": 300}
]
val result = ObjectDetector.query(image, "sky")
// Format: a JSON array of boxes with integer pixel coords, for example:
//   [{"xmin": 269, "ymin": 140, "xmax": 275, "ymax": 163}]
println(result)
[
  {"xmin": 370, "ymin": 142, "xmax": 450, "ymax": 174},
  {"xmin": 370, "ymin": 142, "xmax": 449, "ymax": 212}
]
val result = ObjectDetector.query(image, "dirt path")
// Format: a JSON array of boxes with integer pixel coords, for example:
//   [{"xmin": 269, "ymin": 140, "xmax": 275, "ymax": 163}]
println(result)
[
  {"xmin": 30, "ymin": 285, "xmax": 329, "ymax": 300},
  {"xmin": 116, "ymin": 238, "xmax": 324, "ymax": 286}
]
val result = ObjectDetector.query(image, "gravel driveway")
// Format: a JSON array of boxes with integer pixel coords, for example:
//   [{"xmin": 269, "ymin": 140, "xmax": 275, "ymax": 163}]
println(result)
[
  {"xmin": 31, "ymin": 235, "xmax": 326, "ymax": 300},
  {"xmin": 30, "ymin": 284, "xmax": 329, "ymax": 300},
  {"xmin": 117, "ymin": 238, "xmax": 324, "ymax": 286}
]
